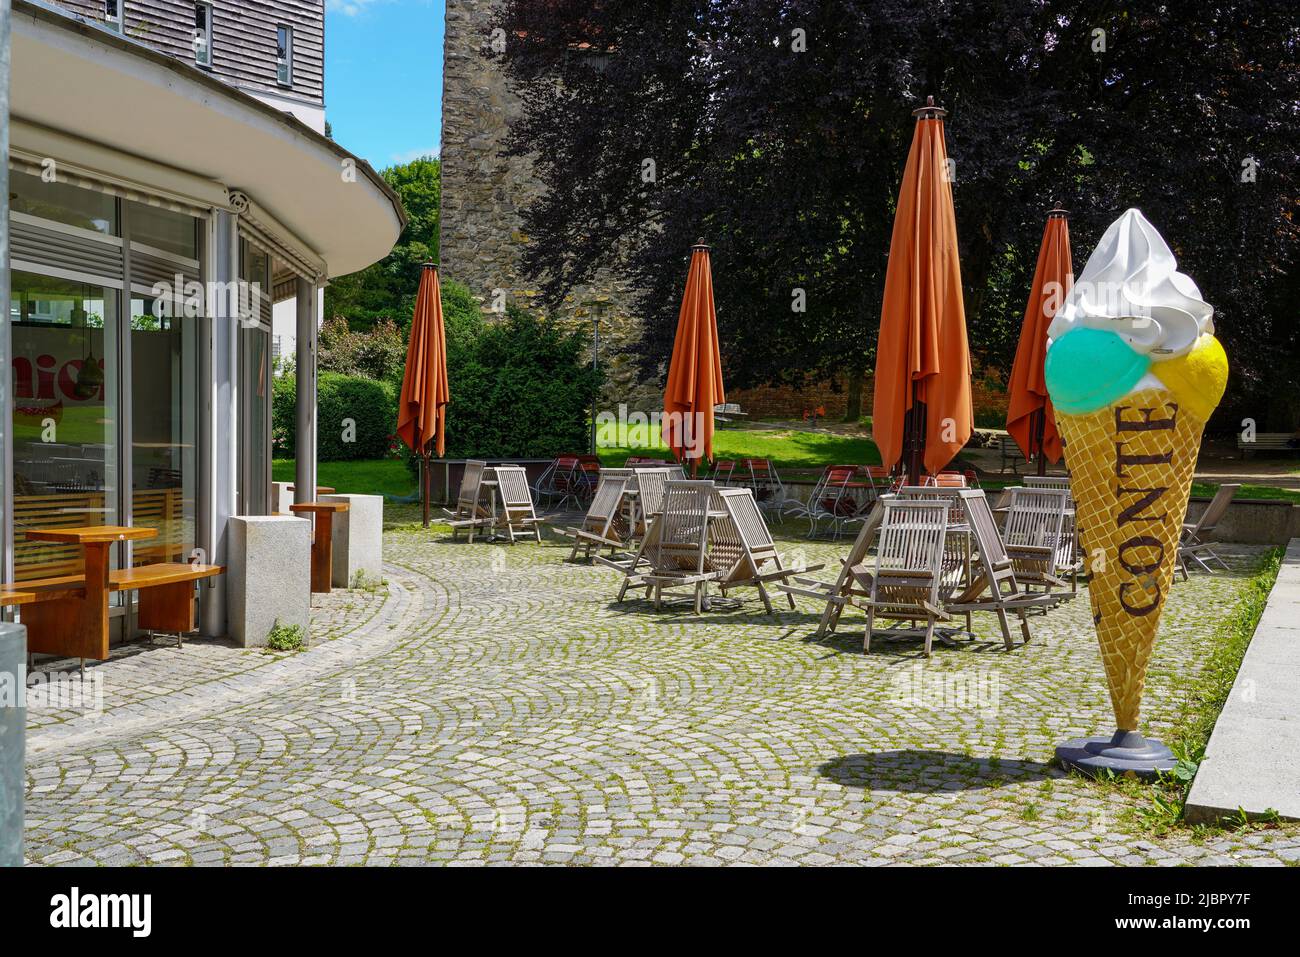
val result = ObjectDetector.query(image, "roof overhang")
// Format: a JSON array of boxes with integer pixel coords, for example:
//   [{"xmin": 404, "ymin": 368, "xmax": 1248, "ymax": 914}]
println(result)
[{"xmin": 9, "ymin": 0, "xmax": 407, "ymax": 278}]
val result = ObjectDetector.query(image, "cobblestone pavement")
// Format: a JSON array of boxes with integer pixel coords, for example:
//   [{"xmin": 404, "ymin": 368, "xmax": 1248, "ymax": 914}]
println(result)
[{"xmin": 21, "ymin": 519, "xmax": 1300, "ymax": 866}]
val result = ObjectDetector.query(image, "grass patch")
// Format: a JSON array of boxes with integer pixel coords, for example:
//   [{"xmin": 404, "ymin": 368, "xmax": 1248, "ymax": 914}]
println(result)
[
  {"xmin": 273, "ymin": 458, "xmax": 416, "ymax": 499},
  {"xmin": 595, "ymin": 421, "xmax": 880, "ymax": 469},
  {"xmin": 265, "ymin": 620, "xmax": 306, "ymax": 652},
  {"xmin": 1191, "ymin": 482, "xmax": 1300, "ymax": 504},
  {"xmin": 1092, "ymin": 548, "xmax": 1284, "ymax": 837}
]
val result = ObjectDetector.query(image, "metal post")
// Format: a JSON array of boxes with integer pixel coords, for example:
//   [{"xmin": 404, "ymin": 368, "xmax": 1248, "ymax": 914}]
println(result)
[
  {"xmin": 294, "ymin": 277, "xmax": 318, "ymax": 504},
  {"xmin": 584, "ymin": 299, "xmax": 604, "ymax": 456},
  {"xmin": 198, "ymin": 210, "xmax": 238, "ymax": 637}
]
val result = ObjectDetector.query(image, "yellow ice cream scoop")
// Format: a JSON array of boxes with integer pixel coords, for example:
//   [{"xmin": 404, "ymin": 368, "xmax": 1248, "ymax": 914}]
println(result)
[{"xmin": 1151, "ymin": 334, "xmax": 1228, "ymax": 422}]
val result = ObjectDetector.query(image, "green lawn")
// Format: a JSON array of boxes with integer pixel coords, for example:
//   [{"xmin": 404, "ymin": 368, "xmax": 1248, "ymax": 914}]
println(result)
[
  {"xmin": 596, "ymin": 422, "xmax": 881, "ymax": 469},
  {"xmin": 274, "ymin": 448, "xmax": 1300, "ymax": 506},
  {"xmin": 273, "ymin": 458, "xmax": 416, "ymax": 499}
]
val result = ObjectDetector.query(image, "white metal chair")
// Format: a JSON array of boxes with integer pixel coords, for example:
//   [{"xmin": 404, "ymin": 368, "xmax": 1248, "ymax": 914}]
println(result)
[{"xmin": 1178, "ymin": 483, "xmax": 1239, "ymax": 579}]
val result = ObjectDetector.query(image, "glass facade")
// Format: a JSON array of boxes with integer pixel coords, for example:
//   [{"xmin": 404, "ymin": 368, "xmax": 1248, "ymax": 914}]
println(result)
[
  {"xmin": 10, "ymin": 271, "xmax": 119, "ymax": 580},
  {"xmin": 6, "ymin": 171, "xmax": 205, "ymax": 582},
  {"xmin": 238, "ymin": 240, "xmax": 272, "ymax": 517}
]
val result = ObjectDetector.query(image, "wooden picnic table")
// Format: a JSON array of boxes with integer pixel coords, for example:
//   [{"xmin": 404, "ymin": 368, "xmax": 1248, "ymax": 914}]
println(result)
[{"xmin": 289, "ymin": 502, "xmax": 350, "ymax": 593}]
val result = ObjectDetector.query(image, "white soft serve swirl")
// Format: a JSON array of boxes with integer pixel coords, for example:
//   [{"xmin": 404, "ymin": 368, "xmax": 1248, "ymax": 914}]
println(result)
[{"xmin": 1047, "ymin": 208, "xmax": 1213, "ymax": 361}]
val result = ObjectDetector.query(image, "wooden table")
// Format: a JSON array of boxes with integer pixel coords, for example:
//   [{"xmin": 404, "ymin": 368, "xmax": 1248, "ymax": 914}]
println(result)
[
  {"xmin": 22, "ymin": 526, "xmax": 156, "ymax": 660},
  {"xmin": 289, "ymin": 502, "xmax": 350, "ymax": 593}
]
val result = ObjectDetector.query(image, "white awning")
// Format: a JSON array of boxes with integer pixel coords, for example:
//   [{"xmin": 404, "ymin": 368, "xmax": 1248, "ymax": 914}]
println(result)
[{"xmin": 10, "ymin": 0, "xmax": 406, "ymax": 279}]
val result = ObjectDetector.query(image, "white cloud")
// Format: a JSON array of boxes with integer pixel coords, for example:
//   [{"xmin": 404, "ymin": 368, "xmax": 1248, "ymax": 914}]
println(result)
[
  {"xmin": 389, "ymin": 146, "xmax": 440, "ymax": 165},
  {"xmin": 326, "ymin": 0, "xmax": 382, "ymax": 16}
]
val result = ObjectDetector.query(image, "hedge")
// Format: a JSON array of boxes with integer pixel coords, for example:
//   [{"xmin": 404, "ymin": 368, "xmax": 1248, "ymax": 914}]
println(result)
[{"xmin": 273, "ymin": 372, "xmax": 397, "ymax": 461}]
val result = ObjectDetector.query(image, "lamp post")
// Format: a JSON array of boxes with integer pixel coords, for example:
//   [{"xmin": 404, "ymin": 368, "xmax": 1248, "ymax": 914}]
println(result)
[{"xmin": 582, "ymin": 297, "xmax": 607, "ymax": 456}]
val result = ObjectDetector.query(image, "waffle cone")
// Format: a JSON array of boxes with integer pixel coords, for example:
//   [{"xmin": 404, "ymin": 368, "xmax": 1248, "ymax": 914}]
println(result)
[{"xmin": 1057, "ymin": 388, "xmax": 1206, "ymax": 731}]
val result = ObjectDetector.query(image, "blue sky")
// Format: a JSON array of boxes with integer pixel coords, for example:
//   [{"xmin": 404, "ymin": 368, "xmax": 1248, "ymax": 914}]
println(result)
[{"xmin": 325, "ymin": 0, "xmax": 444, "ymax": 171}]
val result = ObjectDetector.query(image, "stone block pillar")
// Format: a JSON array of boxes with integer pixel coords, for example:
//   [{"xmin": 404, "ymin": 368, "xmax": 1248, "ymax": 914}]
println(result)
[
  {"xmin": 320, "ymin": 494, "xmax": 384, "ymax": 588},
  {"xmin": 227, "ymin": 516, "xmax": 312, "ymax": 648}
]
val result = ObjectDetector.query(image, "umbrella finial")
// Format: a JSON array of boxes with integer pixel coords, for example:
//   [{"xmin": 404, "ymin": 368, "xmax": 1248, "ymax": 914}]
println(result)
[
  {"xmin": 912, "ymin": 96, "xmax": 948, "ymax": 119},
  {"xmin": 422, "ymin": 261, "xmax": 439, "ymax": 270},
  {"xmin": 1048, "ymin": 206, "xmax": 1070, "ymax": 219},
  {"xmin": 692, "ymin": 238, "xmax": 710, "ymax": 251}
]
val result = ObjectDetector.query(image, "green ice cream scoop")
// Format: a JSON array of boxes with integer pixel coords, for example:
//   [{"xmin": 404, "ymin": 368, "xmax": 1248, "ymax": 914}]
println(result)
[{"xmin": 1045, "ymin": 327, "xmax": 1151, "ymax": 415}]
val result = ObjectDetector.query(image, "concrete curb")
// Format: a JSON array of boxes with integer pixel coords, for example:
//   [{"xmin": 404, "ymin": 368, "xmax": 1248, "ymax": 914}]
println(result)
[{"xmin": 1185, "ymin": 539, "xmax": 1300, "ymax": 823}]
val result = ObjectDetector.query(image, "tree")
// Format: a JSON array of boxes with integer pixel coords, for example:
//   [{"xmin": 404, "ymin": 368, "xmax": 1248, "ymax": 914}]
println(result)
[
  {"xmin": 497, "ymin": 1, "xmax": 1299, "ymax": 424},
  {"xmin": 324, "ymin": 156, "xmax": 442, "ymax": 331}
]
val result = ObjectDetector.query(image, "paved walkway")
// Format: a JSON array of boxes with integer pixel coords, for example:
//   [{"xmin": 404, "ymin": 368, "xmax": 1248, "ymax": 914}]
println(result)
[{"xmin": 21, "ymin": 522, "xmax": 1300, "ymax": 865}]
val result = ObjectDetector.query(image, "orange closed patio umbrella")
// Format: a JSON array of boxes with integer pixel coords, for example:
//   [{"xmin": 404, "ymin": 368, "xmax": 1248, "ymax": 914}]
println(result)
[
  {"xmin": 397, "ymin": 262, "xmax": 451, "ymax": 527},
  {"xmin": 663, "ymin": 240, "xmax": 725, "ymax": 475},
  {"xmin": 872, "ymin": 98, "xmax": 973, "ymax": 485},
  {"xmin": 1006, "ymin": 209, "xmax": 1073, "ymax": 474}
]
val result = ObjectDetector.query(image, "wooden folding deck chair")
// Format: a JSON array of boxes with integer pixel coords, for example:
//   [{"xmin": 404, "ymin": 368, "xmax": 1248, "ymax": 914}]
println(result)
[
  {"xmin": 941, "ymin": 489, "xmax": 1058, "ymax": 648},
  {"xmin": 708, "ymin": 487, "xmax": 823, "ymax": 613},
  {"xmin": 563, "ymin": 471, "xmax": 632, "ymax": 561},
  {"xmin": 445, "ymin": 459, "xmax": 491, "ymax": 542},
  {"xmin": 776, "ymin": 498, "xmax": 887, "ymax": 637},
  {"xmin": 616, "ymin": 480, "xmax": 719, "ymax": 614},
  {"xmin": 630, "ymin": 467, "xmax": 673, "ymax": 538},
  {"xmin": 1001, "ymin": 486, "xmax": 1072, "ymax": 598},
  {"xmin": 492, "ymin": 465, "xmax": 544, "ymax": 543},
  {"xmin": 849, "ymin": 499, "xmax": 951, "ymax": 656},
  {"xmin": 1178, "ymin": 483, "xmax": 1239, "ymax": 580}
]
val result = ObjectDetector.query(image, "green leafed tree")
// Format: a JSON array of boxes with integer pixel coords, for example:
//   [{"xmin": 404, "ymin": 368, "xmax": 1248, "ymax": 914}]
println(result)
[{"xmin": 324, "ymin": 156, "xmax": 442, "ymax": 331}]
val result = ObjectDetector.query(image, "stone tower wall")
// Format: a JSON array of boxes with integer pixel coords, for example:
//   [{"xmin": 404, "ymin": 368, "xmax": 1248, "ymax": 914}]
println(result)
[{"xmin": 439, "ymin": 0, "xmax": 655, "ymax": 408}]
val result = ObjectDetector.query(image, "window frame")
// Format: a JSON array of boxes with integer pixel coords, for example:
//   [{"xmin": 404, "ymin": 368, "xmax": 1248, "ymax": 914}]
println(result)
[
  {"xmin": 105, "ymin": 0, "xmax": 124, "ymax": 33},
  {"xmin": 276, "ymin": 24, "xmax": 294, "ymax": 87},
  {"xmin": 193, "ymin": 2, "xmax": 213, "ymax": 69}
]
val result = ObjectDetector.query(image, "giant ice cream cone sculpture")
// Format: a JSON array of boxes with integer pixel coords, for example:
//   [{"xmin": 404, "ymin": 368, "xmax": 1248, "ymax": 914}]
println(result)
[{"xmin": 1046, "ymin": 209, "xmax": 1227, "ymax": 773}]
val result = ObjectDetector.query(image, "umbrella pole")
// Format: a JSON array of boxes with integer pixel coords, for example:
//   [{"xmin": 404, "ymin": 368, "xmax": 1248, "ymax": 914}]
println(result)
[
  {"xmin": 904, "ymin": 395, "xmax": 925, "ymax": 487},
  {"xmin": 1033, "ymin": 409, "xmax": 1047, "ymax": 476},
  {"xmin": 421, "ymin": 450, "xmax": 431, "ymax": 528}
]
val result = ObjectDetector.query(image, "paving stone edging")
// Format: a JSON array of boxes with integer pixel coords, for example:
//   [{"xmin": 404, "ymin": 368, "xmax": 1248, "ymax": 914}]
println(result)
[
  {"xmin": 1185, "ymin": 539, "xmax": 1300, "ymax": 822},
  {"xmin": 26, "ymin": 564, "xmax": 428, "ymax": 757}
]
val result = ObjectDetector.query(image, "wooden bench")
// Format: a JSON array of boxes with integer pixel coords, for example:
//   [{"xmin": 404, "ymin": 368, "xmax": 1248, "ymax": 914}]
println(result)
[
  {"xmin": 1238, "ymin": 433, "xmax": 1299, "ymax": 459},
  {"xmin": 714, "ymin": 402, "xmax": 747, "ymax": 422},
  {"xmin": 0, "ymin": 525, "xmax": 223, "ymax": 662},
  {"xmin": 998, "ymin": 435, "xmax": 1027, "ymax": 474}
]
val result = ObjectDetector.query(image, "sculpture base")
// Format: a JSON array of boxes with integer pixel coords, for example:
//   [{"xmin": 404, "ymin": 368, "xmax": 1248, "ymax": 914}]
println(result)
[{"xmin": 1055, "ymin": 730, "xmax": 1176, "ymax": 780}]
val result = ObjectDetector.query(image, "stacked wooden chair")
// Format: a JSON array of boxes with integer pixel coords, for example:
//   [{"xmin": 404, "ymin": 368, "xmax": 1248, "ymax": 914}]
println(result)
[
  {"xmin": 445, "ymin": 459, "xmax": 491, "ymax": 542},
  {"xmin": 630, "ymin": 467, "xmax": 673, "ymax": 538},
  {"xmin": 605, "ymin": 480, "xmax": 718, "ymax": 613}
]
